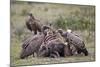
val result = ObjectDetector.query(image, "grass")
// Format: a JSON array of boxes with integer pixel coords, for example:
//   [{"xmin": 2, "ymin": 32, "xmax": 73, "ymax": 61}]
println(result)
[
  {"xmin": 11, "ymin": 56, "xmax": 95, "ymax": 66},
  {"xmin": 10, "ymin": 32, "xmax": 95, "ymax": 66},
  {"xmin": 10, "ymin": 1, "xmax": 95, "ymax": 66}
]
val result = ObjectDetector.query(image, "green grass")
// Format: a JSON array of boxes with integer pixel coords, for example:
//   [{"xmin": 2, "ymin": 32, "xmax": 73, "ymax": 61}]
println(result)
[{"xmin": 10, "ymin": 1, "xmax": 95, "ymax": 66}]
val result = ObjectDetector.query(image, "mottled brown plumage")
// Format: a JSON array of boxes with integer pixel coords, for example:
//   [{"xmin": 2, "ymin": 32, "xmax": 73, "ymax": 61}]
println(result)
[
  {"xmin": 26, "ymin": 13, "xmax": 41, "ymax": 34},
  {"xmin": 38, "ymin": 27, "xmax": 72, "ymax": 58},
  {"xmin": 57, "ymin": 29, "xmax": 88, "ymax": 56},
  {"xmin": 20, "ymin": 34, "xmax": 44, "ymax": 59}
]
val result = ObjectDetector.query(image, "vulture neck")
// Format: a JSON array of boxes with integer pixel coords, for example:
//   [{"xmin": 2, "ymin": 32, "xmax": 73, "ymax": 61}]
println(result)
[{"xmin": 30, "ymin": 15, "xmax": 35, "ymax": 20}]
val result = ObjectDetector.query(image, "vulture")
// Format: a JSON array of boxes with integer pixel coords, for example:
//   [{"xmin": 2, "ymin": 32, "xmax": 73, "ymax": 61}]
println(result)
[
  {"xmin": 57, "ymin": 29, "xmax": 88, "ymax": 56},
  {"xmin": 26, "ymin": 13, "xmax": 42, "ymax": 34},
  {"xmin": 38, "ymin": 26, "xmax": 72, "ymax": 58}
]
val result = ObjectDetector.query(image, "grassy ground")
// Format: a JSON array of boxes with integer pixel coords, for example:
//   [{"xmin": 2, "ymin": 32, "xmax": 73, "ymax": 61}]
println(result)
[
  {"xmin": 11, "ymin": 40, "xmax": 95, "ymax": 66},
  {"xmin": 10, "ymin": 31, "xmax": 95, "ymax": 66},
  {"xmin": 10, "ymin": 1, "xmax": 95, "ymax": 66}
]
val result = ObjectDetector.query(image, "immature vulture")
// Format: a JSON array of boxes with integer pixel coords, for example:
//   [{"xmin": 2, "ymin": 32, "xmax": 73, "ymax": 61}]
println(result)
[{"xmin": 26, "ymin": 13, "xmax": 42, "ymax": 34}]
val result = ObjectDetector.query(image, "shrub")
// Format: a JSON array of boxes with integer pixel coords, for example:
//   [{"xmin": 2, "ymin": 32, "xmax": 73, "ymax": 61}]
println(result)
[
  {"xmin": 54, "ymin": 15, "xmax": 94, "ymax": 31},
  {"xmin": 54, "ymin": 15, "xmax": 67, "ymax": 30}
]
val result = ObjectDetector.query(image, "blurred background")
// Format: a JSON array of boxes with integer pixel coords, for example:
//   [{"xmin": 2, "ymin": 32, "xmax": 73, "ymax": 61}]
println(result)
[{"xmin": 10, "ymin": 1, "xmax": 95, "ymax": 66}]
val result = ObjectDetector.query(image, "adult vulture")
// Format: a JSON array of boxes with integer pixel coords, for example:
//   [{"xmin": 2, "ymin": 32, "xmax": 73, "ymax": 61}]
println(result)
[{"xmin": 57, "ymin": 29, "xmax": 88, "ymax": 56}]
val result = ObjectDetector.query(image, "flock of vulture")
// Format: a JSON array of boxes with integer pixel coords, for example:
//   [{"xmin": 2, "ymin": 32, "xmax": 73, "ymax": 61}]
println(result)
[{"xmin": 20, "ymin": 13, "xmax": 88, "ymax": 59}]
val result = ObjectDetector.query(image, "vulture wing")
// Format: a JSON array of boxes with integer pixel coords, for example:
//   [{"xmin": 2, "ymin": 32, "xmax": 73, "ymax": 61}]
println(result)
[{"xmin": 26, "ymin": 20, "xmax": 33, "ymax": 32}]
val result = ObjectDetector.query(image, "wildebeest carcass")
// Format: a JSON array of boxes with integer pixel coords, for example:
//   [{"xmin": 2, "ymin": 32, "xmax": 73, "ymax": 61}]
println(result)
[
  {"xmin": 20, "ymin": 34, "xmax": 44, "ymax": 59},
  {"xmin": 26, "ymin": 13, "xmax": 42, "ymax": 34},
  {"xmin": 57, "ymin": 29, "xmax": 88, "ymax": 56},
  {"xmin": 38, "ymin": 26, "xmax": 72, "ymax": 58}
]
